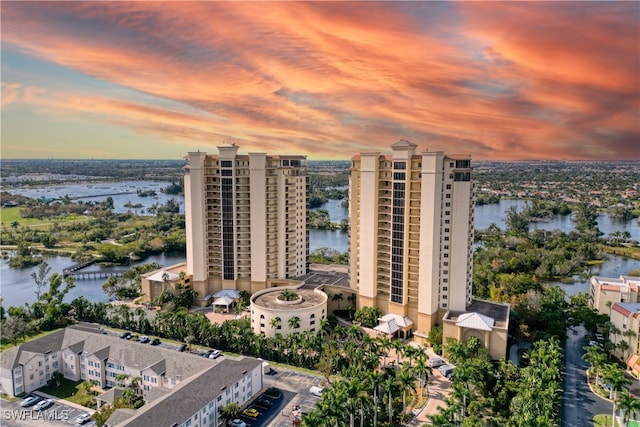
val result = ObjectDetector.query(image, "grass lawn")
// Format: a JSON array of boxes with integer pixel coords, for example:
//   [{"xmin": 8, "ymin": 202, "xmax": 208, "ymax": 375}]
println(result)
[
  {"xmin": 0, "ymin": 207, "xmax": 91, "ymax": 230},
  {"xmin": 594, "ymin": 414, "xmax": 621, "ymax": 427},
  {"xmin": 39, "ymin": 379, "xmax": 95, "ymax": 407}
]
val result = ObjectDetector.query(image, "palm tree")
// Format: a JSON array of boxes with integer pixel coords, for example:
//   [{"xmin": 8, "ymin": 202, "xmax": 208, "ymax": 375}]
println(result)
[
  {"xmin": 382, "ymin": 373, "xmax": 397, "ymax": 424},
  {"xmin": 602, "ymin": 364, "xmax": 631, "ymax": 427},
  {"xmin": 288, "ymin": 316, "xmax": 301, "ymax": 333},
  {"xmin": 413, "ymin": 355, "xmax": 432, "ymax": 398},
  {"xmin": 332, "ymin": 293, "xmax": 344, "ymax": 309},
  {"xmin": 50, "ymin": 370, "xmax": 64, "ymax": 387},
  {"xmin": 366, "ymin": 369, "xmax": 383, "ymax": 427},
  {"xmin": 392, "ymin": 339, "xmax": 404, "ymax": 366},
  {"xmin": 623, "ymin": 329, "xmax": 637, "ymax": 359},
  {"xmin": 616, "ymin": 389, "xmax": 640, "ymax": 426},
  {"xmin": 270, "ymin": 317, "xmax": 281, "ymax": 332},
  {"xmin": 397, "ymin": 366, "xmax": 416, "ymax": 413},
  {"xmin": 583, "ymin": 344, "xmax": 607, "ymax": 386},
  {"xmin": 378, "ymin": 336, "xmax": 393, "ymax": 367}
]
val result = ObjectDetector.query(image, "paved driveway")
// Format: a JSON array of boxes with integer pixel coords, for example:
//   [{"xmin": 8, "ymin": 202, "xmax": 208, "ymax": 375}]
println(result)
[{"xmin": 562, "ymin": 325, "xmax": 612, "ymax": 427}]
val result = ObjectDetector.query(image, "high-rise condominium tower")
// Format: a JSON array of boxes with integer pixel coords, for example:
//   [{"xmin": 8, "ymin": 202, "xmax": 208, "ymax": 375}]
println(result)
[
  {"xmin": 184, "ymin": 144, "xmax": 308, "ymax": 296},
  {"xmin": 349, "ymin": 140, "xmax": 474, "ymax": 339}
]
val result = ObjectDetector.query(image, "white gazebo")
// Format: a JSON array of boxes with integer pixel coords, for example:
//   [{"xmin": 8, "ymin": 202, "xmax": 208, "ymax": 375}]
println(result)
[
  {"xmin": 374, "ymin": 313, "xmax": 414, "ymax": 339},
  {"xmin": 212, "ymin": 295, "xmax": 235, "ymax": 313}
]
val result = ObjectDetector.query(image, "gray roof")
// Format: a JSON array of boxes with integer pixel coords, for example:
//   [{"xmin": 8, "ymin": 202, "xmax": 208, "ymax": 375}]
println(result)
[
  {"xmin": 1, "ymin": 326, "xmax": 212, "ymax": 382},
  {"xmin": 1, "ymin": 329, "xmax": 67, "ymax": 370},
  {"xmin": 115, "ymin": 357, "xmax": 261, "ymax": 427}
]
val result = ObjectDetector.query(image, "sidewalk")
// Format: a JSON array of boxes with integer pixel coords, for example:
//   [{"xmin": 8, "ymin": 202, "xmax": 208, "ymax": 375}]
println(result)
[{"xmin": 32, "ymin": 390, "xmax": 94, "ymax": 413}]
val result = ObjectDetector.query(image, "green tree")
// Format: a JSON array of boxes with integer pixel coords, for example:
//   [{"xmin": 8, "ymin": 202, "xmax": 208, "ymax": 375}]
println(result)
[
  {"xmin": 1, "ymin": 316, "xmax": 35, "ymax": 345},
  {"xmin": 30, "ymin": 261, "xmax": 52, "ymax": 301},
  {"xmin": 616, "ymin": 389, "xmax": 640, "ymax": 425},
  {"xmin": 353, "ymin": 306, "xmax": 383, "ymax": 328},
  {"xmin": 92, "ymin": 404, "xmax": 115, "ymax": 427},
  {"xmin": 50, "ymin": 370, "xmax": 64, "ymax": 387},
  {"xmin": 219, "ymin": 402, "xmax": 241, "ymax": 424}
]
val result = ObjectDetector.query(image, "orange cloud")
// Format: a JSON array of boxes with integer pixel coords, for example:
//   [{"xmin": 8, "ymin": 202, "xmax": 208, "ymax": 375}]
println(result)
[{"xmin": 1, "ymin": 1, "xmax": 638, "ymax": 160}]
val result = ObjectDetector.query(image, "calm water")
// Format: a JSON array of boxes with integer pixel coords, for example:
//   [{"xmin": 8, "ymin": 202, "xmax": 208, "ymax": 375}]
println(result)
[
  {"xmin": 0, "ymin": 253, "xmax": 186, "ymax": 308},
  {"xmin": 310, "ymin": 199, "xmax": 349, "ymax": 252},
  {"xmin": 475, "ymin": 199, "xmax": 640, "ymax": 241},
  {"xmin": 3, "ymin": 184, "xmax": 639, "ymax": 307},
  {"xmin": 6, "ymin": 180, "xmax": 185, "ymax": 215}
]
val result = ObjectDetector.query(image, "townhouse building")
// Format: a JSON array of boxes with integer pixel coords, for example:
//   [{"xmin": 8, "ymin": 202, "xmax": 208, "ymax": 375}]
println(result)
[{"xmin": 0, "ymin": 325, "xmax": 262, "ymax": 427}]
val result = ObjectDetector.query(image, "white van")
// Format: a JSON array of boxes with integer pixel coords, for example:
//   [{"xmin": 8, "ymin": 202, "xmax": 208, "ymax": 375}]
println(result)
[
  {"xmin": 438, "ymin": 364, "xmax": 455, "ymax": 379},
  {"xmin": 309, "ymin": 386, "xmax": 324, "ymax": 397}
]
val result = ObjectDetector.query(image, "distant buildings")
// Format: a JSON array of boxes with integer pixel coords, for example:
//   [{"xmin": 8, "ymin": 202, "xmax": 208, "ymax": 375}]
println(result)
[
  {"xmin": 0, "ymin": 325, "xmax": 262, "ymax": 427},
  {"xmin": 349, "ymin": 140, "xmax": 508, "ymax": 358},
  {"xmin": 183, "ymin": 145, "xmax": 309, "ymax": 297}
]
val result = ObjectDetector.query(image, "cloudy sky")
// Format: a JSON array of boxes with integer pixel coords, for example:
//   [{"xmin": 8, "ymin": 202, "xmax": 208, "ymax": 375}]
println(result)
[{"xmin": 2, "ymin": 1, "xmax": 638, "ymax": 160}]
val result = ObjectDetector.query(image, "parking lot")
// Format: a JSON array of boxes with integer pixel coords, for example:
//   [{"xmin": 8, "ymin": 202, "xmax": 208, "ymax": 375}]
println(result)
[
  {"xmin": 262, "ymin": 369, "xmax": 325, "ymax": 427},
  {"xmin": 1, "ymin": 394, "xmax": 95, "ymax": 427}
]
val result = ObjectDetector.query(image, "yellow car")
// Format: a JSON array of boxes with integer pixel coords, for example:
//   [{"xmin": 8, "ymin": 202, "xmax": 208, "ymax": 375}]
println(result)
[{"xmin": 242, "ymin": 408, "xmax": 259, "ymax": 418}]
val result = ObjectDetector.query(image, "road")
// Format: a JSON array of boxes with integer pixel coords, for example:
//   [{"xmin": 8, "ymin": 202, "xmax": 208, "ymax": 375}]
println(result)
[{"xmin": 562, "ymin": 325, "xmax": 611, "ymax": 427}]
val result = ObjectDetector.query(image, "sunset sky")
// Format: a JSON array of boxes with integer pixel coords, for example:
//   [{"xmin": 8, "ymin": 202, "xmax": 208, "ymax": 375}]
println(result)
[{"xmin": 1, "ymin": 1, "xmax": 638, "ymax": 160}]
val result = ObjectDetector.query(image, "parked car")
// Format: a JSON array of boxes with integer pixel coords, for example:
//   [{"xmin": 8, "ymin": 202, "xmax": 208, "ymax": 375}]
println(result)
[
  {"xmin": 229, "ymin": 419, "xmax": 247, "ymax": 427},
  {"xmin": 34, "ymin": 399, "xmax": 54, "ymax": 411},
  {"xmin": 138, "ymin": 335, "xmax": 150, "ymax": 344},
  {"xmin": 119, "ymin": 332, "xmax": 132, "ymax": 340},
  {"xmin": 242, "ymin": 408, "xmax": 259, "ymax": 418},
  {"xmin": 255, "ymin": 396, "xmax": 272, "ymax": 408},
  {"xmin": 75, "ymin": 413, "xmax": 92, "ymax": 425},
  {"xmin": 428, "ymin": 357, "xmax": 445, "ymax": 368},
  {"xmin": 208, "ymin": 350, "xmax": 221, "ymax": 359},
  {"xmin": 150, "ymin": 338, "xmax": 161, "ymax": 346},
  {"xmin": 20, "ymin": 396, "xmax": 40, "ymax": 407},
  {"xmin": 310, "ymin": 386, "xmax": 324, "ymax": 397},
  {"xmin": 177, "ymin": 343, "xmax": 187, "ymax": 352}
]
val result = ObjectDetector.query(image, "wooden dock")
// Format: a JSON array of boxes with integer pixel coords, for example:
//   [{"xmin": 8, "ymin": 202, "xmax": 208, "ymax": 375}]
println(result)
[{"xmin": 63, "ymin": 260, "xmax": 123, "ymax": 280}]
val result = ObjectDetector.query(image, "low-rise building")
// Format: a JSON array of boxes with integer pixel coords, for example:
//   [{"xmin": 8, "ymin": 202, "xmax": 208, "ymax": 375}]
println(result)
[
  {"xmin": 590, "ymin": 275, "xmax": 640, "ymax": 315},
  {"xmin": 609, "ymin": 302, "xmax": 640, "ymax": 363},
  {"xmin": 0, "ymin": 325, "xmax": 262, "ymax": 427},
  {"xmin": 250, "ymin": 284, "xmax": 327, "ymax": 337}
]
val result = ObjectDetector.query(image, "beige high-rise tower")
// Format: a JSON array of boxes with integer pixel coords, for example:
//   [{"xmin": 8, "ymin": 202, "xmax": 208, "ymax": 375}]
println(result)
[
  {"xmin": 184, "ymin": 144, "xmax": 309, "ymax": 296},
  {"xmin": 349, "ymin": 140, "xmax": 475, "ymax": 340}
]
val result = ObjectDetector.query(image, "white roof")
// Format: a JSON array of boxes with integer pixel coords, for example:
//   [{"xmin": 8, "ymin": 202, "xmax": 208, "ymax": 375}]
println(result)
[
  {"xmin": 456, "ymin": 312, "xmax": 495, "ymax": 332},
  {"xmin": 212, "ymin": 296, "xmax": 234, "ymax": 306},
  {"xmin": 146, "ymin": 270, "xmax": 180, "ymax": 282},
  {"xmin": 379, "ymin": 313, "xmax": 414, "ymax": 328},
  {"xmin": 374, "ymin": 319, "xmax": 399, "ymax": 335},
  {"xmin": 213, "ymin": 289, "xmax": 241, "ymax": 299}
]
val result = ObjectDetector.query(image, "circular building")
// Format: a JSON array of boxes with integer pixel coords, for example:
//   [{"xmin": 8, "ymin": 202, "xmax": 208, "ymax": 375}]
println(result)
[{"xmin": 250, "ymin": 286, "xmax": 328, "ymax": 337}]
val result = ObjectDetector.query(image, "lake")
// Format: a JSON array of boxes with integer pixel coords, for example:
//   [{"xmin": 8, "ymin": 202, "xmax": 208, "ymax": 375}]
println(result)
[
  {"xmin": 2, "ymin": 184, "xmax": 639, "ymax": 307},
  {"xmin": 5, "ymin": 180, "xmax": 185, "ymax": 215},
  {"xmin": 0, "ymin": 252, "xmax": 186, "ymax": 308}
]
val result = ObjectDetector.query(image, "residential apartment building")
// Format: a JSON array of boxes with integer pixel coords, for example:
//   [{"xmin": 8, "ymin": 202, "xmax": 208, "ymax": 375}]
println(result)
[
  {"xmin": 0, "ymin": 325, "xmax": 262, "ymax": 427},
  {"xmin": 590, "ymin": 275, "xmax": 640, "ymax": 315},
  {"xmin": 609, "ymin": 302, "xmax": 640, "ymax": 363},
  {"xmin": 183, "ymin": 144, "xmax": 309, "ymax": 297},
  {"xmin": 349, "ymin": 140, "xmax": 508, "ymax": 358}
]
